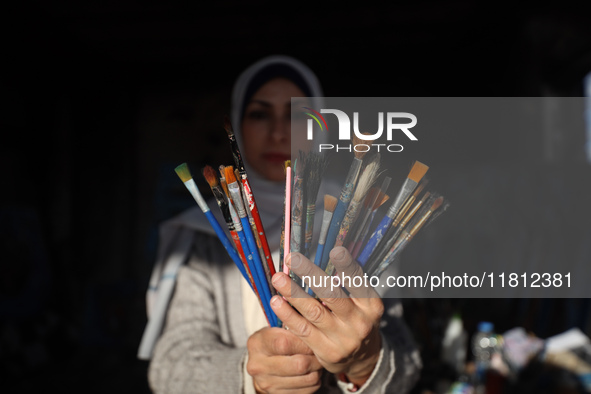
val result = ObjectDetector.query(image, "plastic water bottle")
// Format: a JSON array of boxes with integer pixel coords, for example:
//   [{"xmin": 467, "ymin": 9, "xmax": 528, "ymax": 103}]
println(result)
[{"xmin": 472, "ymin": 321, "xmax": 497, "ymax": 388}]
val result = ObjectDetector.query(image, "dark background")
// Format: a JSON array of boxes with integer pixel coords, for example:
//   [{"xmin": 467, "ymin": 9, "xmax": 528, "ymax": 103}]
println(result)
[{"xmin": 2, "ymin": 1, "xmax": 591, "ymax": 392}]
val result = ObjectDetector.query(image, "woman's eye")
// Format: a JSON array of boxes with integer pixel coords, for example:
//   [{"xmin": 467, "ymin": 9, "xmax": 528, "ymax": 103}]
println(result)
[{"xmin": 246, "ymin": 110, "xmax": 268, "ymax": 120}]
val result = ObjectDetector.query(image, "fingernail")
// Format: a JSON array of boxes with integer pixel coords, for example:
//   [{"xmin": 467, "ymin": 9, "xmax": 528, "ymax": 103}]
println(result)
[
  {"xmin": 273, "ymin": 274, "xmax": 286, "ymax": 287},
  {"xmin": 270, "ymin": 295, "xmax": 283, "ymax": 307},
  {"xmin": 332, "ymin": 247, "xmax": 346, "ymax": 260},
  {"xmin": 288, "ymin": 253, "xmax": 301, "ymax": 269}
]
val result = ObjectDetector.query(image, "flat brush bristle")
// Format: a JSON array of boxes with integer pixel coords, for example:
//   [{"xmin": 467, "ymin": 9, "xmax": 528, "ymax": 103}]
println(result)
[
  {"xmin": 223, "ymin": 115, "xmax": 234, "ymax": 137},
  {"xmin": 175, "ymin": 163, "xmax": 192, "ymax": 183},
  {"xmin": 431, "ymin": 196, "xmax": 444, "ymax": 211},
  {"xmin": 364, "ymin": 188, "xmax": 379, "ymax": 208},
  {"xmin": 324, "ymin": 195, "xmax": 338, "ymax": 213},
  {"xmin": 407, "ymin": 161, "xmax": 429, "ymax": 183},
  {"xmin": 224, "ymin": 165, "xmax": 237, "ymax": 184},
  {"xmin": 202, "ymin": 165, "xmax": 219, "ymax": 187},
  {"xmin": 372, "ymin": 192, "xmax": 389, "ymax": 210},
  {"xmin": 284, "ymin": 160, "xmax": 291, "ymax": 172}
]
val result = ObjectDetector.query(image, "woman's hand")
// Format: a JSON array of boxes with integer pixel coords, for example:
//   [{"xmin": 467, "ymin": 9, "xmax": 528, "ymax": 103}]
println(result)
[
  {"xmin": 270, "ymin": 246, "xmax": 384, "ymax": 387},
  {"xmin": 246, "ymin": 327, "xmax": 324, "ymax": 393}
]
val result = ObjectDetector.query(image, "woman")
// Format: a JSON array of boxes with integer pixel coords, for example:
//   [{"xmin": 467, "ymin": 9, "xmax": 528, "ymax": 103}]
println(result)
[{"xmin": 143, "ymin": 56, "xmax": 421, "ymax": 393}]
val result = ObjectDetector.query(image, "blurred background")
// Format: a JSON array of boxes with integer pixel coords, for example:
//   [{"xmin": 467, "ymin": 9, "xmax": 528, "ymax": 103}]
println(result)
[{"xmin": 2, "ymin": 1, "xmax": 591, "ymax": 392}]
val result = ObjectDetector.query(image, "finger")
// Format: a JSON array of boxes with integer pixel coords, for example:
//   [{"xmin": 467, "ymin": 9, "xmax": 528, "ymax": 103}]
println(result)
[
  {"xmin": 248, "ymin": 354, "xmax": 322, "ymax": 378},
  {"xmin": 252, "ymin": 370, "xmax": 322, "ymax": 393},
  {"xmin": 250, "ymin": 327, "xmax": 314, "ymax": 356},
  {"xmin": 330, "ymin": 246, "xmax": 381, "ymax": 299},
  {"xmin": 269, "ymin": 291, "xmax": 328, "ymax": 345},
  {"xmin": 287, "ymin": 252, "xmax": 357, "ymax": 319}
]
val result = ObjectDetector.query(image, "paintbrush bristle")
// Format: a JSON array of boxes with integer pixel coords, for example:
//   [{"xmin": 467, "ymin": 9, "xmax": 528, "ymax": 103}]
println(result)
[
  {"xmin": 223, "ymin": 115, "xmax": 235, "ymax": 138},
  {"xmin": 284, "ymin": 160, "xmax": 291, "ymax": 172},
  {"xmin": 363, "ymin": 188, "xmax": 379, "ymax": 208},
  {"xmin": 224, "ymin": 165, "xmax": 237, "ymax": 184},
  {"xmin": 407, "ymin": 161, "xmax": 429, "ymax": 183},
  {"xmin": 373, "ymin": 193, "xmax": 390, "ymax": 210},
  {"xmin": 234, "ymin": 169, "xmax": 240, "ymax": 183},
  {"xmin": 220, "ymin": 178, "xmax": 230, "ymax": 197},
  {"xmin": 353, "ymin": 156, "xmax": 380, "ymax": 202},
  {"xmin": 304, "ymin": 152, "xmax": 328, "ymax": 199},
  {"xmin": 431, "ymin": 196, "xmax": 444, "ymax": 211},
  {"xmin": 324, "ymin": 195, "xmax": 338, "ymax": 213},
  {"xmin": 202, "ymin": 165, "xmax": 219, "ymax": 188},
  {"xmin": 175, "ymin": 163, "xmax": 193, "ymax": 183}
]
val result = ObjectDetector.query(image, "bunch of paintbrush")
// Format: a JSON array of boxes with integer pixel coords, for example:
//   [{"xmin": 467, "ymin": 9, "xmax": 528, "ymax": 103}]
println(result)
[
  {"xmin": 357, "ymin": 161, "xmax": 429, "ymax": 267},
  {"xmin": 281, "ymin": 151, "xmax": 447, "ymax": 287},
  {"xmin": 319, "ymin": 135, "xmax": 369, "ymax": 271},
  {"xmin": 344, "ymin": 176, "xmax": 390, "ymax": 253},
  {"xmin": 368, "ymin": 194, "xmax": 449, "ymax": 277},
  {"xmin": 222, "ymin": 165, "xmax": 278, "ymax": 326},
  {"xmin": 362, "ymin": 179, "xmax": 431, "ymax": 276},
  {"xmin": 286, "ymin": 151, "xmax": 329, "ymax": 286},
  {"xmin": 324, "ymin": 153, "xmax": 381, "ymax": 276}
]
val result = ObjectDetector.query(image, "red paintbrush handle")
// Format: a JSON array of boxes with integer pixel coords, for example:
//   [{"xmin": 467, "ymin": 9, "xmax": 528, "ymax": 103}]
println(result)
[{"xmin": 241, "ymin": 178, "xmax": 276, "ymax": 277}]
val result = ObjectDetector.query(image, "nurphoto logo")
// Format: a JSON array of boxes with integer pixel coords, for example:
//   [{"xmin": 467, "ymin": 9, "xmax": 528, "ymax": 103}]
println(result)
[{"xmin": 303, "ymin": 107, "xmax": 418, "ymax": 153}]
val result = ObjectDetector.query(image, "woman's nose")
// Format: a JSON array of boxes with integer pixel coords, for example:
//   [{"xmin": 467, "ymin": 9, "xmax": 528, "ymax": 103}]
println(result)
[{"xmin": 270, "ymin": 117, "xmax": 290, "ymax": 142}]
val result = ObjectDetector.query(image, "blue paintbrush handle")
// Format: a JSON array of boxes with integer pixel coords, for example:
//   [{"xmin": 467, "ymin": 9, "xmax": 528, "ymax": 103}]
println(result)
[
  {"xmin": 320, "ymin": 199, "xmax": 348, "ymax": 271},
  {"xmin": 204, "ymin": 210, "xmax": 250, "ymax": 287},
  {"xmin": 314, "ymin": 244, "xmax": 325, "ymax": 267},
  {"xmin": 240, "ymin": 216, "xmax": 277, "ymax": 327},
  {"xmin": 358, "ymin": 215, "xmax": 393, "ymax": 266}
]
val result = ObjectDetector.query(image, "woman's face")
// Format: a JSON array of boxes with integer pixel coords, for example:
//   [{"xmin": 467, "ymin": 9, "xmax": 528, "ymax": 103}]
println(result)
[{"xmin": 241, "ymin": 77, "xmax": 308, "ymax": 182}]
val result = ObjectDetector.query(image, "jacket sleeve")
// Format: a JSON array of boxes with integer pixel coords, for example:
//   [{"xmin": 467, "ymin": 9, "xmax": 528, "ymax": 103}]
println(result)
[{"xmin": 148, "ymin": 234, "xmax": 247, "ymax": 393}]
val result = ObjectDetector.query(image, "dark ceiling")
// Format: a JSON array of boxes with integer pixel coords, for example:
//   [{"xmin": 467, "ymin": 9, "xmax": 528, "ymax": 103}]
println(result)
[{"xmin": 5, "ymin": 1, "xmax": 591, "ymax": 99}]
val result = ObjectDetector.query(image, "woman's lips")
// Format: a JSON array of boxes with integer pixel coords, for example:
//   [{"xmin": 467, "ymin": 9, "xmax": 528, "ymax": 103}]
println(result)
[{"xmin": 262, "ymin": 153, "xmax": 291, "ymax": 164}]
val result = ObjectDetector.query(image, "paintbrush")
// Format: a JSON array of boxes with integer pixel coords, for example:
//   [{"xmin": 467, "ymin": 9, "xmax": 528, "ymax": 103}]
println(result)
[
  {"xmin": 346, "ymin": 174, "xmax": 391, "ymax": 251},
  {"xmin": 303, "ymin": 152, "xmax": 328, "ymax": 258},
  {"xmin": 346, "ymin": 187, "xmax": 378, "ymax": 250},
  {"xmin": 234, "ymin": 167, "xmax": 274, "ymax": 295},
  {"xmin": 218, "ymin": 165, "xmax": 271, "ymax": 324},
  {"xmin": 325, "ymin": 154, "xmax": 381, "ymax": 275},
  {"xmin": 357, "ymin": 161, "xmax": 429, "ymax": 266},
  {"xmin": 224, "ymin": 117, "xmax": 276, "ymax": 279},
  {"xmin": 313, "ymin": 194, "xmax": 338, "ymax": 268},
  {"xmin": 225, "ymin": 165, "xmax": 277, "ymax": 327},
  {"xmin": 304, "ymin": 194, "xmax": 338, "ymax": 296},
  {"xmin": 371, "ymin": 196, "xmax": 444, "ymax": 277},
  {"xmin": 352, "ymin": 191, "xmax": 390, "ymax": 259},
  {"xmin": 282, "ymin": 160, "xmax": 292, "ymax": 275},
  {"xmin": 203, "ymin": 165, "xmax": 256, "ymax": 289},
  {"xmin": 174, "ymin": 163, "xmax": 251, "ymax": 284},
  {"xmin": 363, "ymin": 185, "xmax": 430, "ymax": 276},
  {"xmin": 288, "ymin": 156, "xmax": 307, "ymax": 287},
  {"xmin": 319, "ymin": 134, "xmax": 368, "ymax": 270}
]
